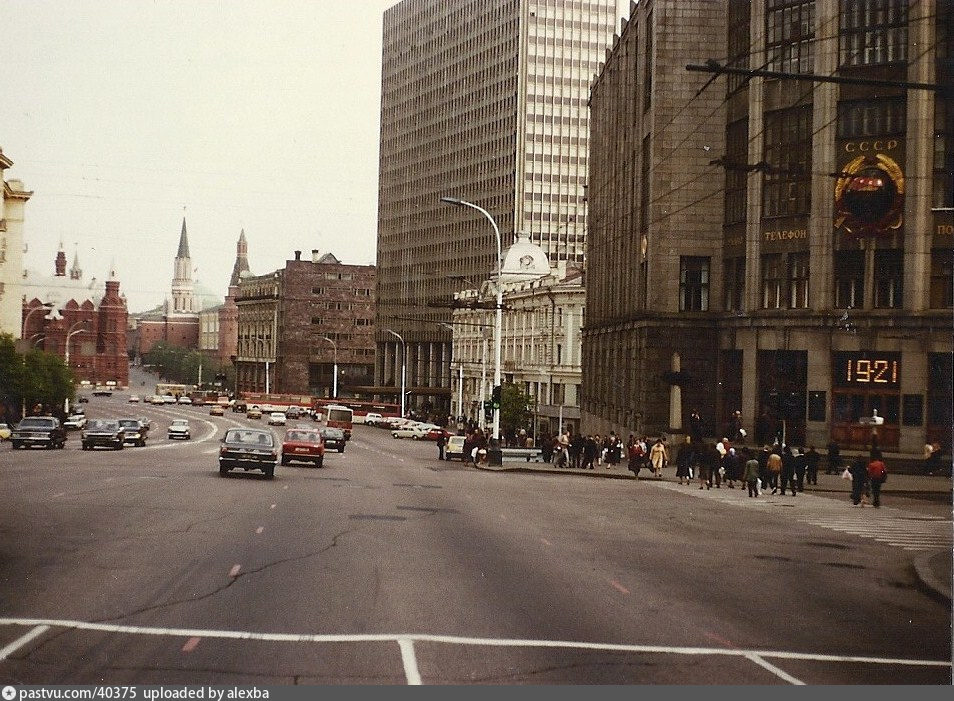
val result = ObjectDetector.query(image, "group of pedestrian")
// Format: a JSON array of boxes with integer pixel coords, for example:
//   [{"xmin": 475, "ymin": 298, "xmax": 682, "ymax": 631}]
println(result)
[
  {"xmin": 845, "ymin": 448, "xmax": 889, "ymax": 507},
  {"xmin": 624, "ymin": 435, "xmax": 669, "ymax": 479}
]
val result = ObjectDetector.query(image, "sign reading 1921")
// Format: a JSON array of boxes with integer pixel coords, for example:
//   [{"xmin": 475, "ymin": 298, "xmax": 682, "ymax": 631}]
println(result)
[{"xmin": 832, "ymin": 352, "xmax": 901, "ymax": 388}]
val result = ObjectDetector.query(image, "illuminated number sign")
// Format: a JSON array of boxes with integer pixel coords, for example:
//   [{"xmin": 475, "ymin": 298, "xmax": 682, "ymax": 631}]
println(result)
[{"xmin": 833, "ymin": 352, "xmax": 901, "ymax": 388}]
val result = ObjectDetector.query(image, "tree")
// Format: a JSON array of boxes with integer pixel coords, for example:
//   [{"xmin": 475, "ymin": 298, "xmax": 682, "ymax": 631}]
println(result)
[
  {"xmin": 0, "ymin": 333, "xmax": 75, "ymax": 420},
  {"xmin": 0, "ymin": 334, "xmax": 26, "ymax": 420},
  {"xmin": 499, "ymin": 382, "xmax": 534, "ymax": 440}
]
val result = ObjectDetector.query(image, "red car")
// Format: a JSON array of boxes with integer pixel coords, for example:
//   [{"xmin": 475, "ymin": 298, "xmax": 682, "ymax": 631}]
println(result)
[
  {"xmin": 424, "ymin": 427, "xmax": 451, "ymax": 442},
  {"xmin": 280, "ymin": 428, "xmax": 325, "ymax": 467}
]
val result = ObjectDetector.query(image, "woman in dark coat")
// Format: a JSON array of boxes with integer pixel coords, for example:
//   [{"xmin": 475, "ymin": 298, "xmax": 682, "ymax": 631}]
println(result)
[
  {"xmin": 675, "ymin": 438, "xmax": 692, "ymax": 485},
  {"xmin": 849, "ymin": 455, "xmax": 869, "ymax": 506}
]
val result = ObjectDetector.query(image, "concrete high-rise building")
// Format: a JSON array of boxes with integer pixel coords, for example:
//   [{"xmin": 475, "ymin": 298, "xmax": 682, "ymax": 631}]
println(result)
[
  {"xmin": 0, "ymin": 147, "xmax": 32, "ymax": 338},
  {"xmin": 375, "ymin": 0, "xmax": 619, "ymax": 415}
]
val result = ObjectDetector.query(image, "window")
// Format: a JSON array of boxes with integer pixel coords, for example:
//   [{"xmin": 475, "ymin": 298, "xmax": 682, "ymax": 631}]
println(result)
[
  {"xmin": 935, "ymin": 96, "xmax": 953, "ymax": 208},
  {"xmin": 930, "ymin": 248, "xmax": 953, "ymax": 309},
  {"xmin": 873, "ymin": 249, "xmax": 903, "ymax": 308},
  {"xmin": 355, "ymin": 318, "xmax": 372, "ymax": 326},
  {"xmin": 643, "ymin": 11, "xmax": 653, "ymax": 112},
  {"xmin": 679, "ymin": 257, "xmax": 710, "ymax": 312},
  {"xmin": 640, "ymin": 135, "xmax": 651, "ymax": 232},
  {"xmin": 726, "ymin": 0, "xmax": 751, "ymax": 95},
  {"xmin": 311, "ymin": 317, "xmax": 324, "ymax": 325},
  {"xmin": 840, "ymin": 0, "xmax": 907, "ymax": 67},
  {"xmin": 788, "ymin": 252, "xmax": 809, "ymax": 308},
  {"xmin": 762, "ymin": 254, "xmax": 784, "ymax": 309},
  {"xmin": 834, "ymin": 250, "xmax": 864, "ymax": 308},
  {"xmin": 766, "ymin": 0, "xmax": 815, "ymax": 73},
  {"xmin": 837, "ymin": 99, "xmax": 906, "ymax": 139},
  {"xmin": 724, "ymin": 257, "xmax": 745, "ymax": 312},
  {"xmin": 311, "ymin": 287, "xmax": 324, "ymax": 295},
  {"xmin": 763, "ymin": 106, "xmax": 812, "ymax": 217},
  {"xmin": 724, "ymin": 120, "xmax": 749, "ymax": 226}
]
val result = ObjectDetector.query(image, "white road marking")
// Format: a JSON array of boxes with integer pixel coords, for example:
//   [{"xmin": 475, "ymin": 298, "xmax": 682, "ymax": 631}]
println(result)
[
  {"xmin": 0, "ymin": 625, "xmax": 49, "ymax": 661},
  {"xmin": 609, "ymin": 580, "xmax": 630, "ymax": 595},
  {"xmin": 0, "ymin": 618, "xmax": 947, "ymax": 677},
  {"xmin": 745, "ymin": 652, "xmax": 805, "ymax": 685},
  {"xmin": 228, "ymin": 565, "xmax": 241, "ymax": 578},
  {"xmin": 52, "ymin": 493, "xmax": 65, "ymax": 498},
  {"xmin": 270, "ymin": 504, "xmax": 276, "ymax": 509},
  {"xmin": 398, "ymin": 638, "xmax": 422, "ymax": 685},
  {"xmin": 256, "ymin": 526, "xmax": 264, "ymax": 534},
  {"xmin": 181, "ymin": 636, "xmax": 201, "ymax": 653}
]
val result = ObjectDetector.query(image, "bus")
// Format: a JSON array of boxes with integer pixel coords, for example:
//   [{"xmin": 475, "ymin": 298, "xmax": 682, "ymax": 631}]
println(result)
[
  {"xmin": 155, "ymin": 383, "xmax": 189, "ymax": 399},
  {"xmin": 240, "ymin": 393, "xmax": 313, "ymax": 414},
  {"xmin": 320, "ymin": 404, "xmax": 354, "ymax": 441},
  {"xmin": 312, "ymin": 398, "xmax": 401, "ymax": 423}
]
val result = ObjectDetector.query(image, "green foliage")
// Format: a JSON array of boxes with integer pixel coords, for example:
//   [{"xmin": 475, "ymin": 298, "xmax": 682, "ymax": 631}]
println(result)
[
  {"xmin": 143, "ymin": 342, "xmax": 232, "ymax": 389},
  {"xmin": 499, "ymin": 382, "xmax": 534, "ymax": 437},
  {"xmin": 0, "ymin": 332, "xmax": 75, "ymax": 420}
]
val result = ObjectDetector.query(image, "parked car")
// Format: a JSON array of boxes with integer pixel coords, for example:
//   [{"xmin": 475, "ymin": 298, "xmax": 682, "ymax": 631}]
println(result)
[
  {"xmin": 118, "ymin": 418, "xmax": 148, "ymax": 446},
  {"xmin": 268, "ymin": 412, "xmax": 287, "ymax": 426},
  {"xmin": 167, "ymin": 419, "xmax": 191, "ymax": 440},
  {"xmin": 11, "ymin": 416, "xmax": 67, "ymax": 450},
  {"xmin": 63, "ymin": 413, "xmax": 88, "ymax": 430},
  {"xmin": 364, "ymin": 412, "xmax": 384, "ymax": 426},
  {"xmin": 318, "ymin": 426, "xmax": 346, "ymax": 453},
  {"xmin": 0, "ymin": 423, "xmax": 12, "ymax": 441},
  {"xmin": 81, "ymin": 419, "xmax": 125, "ymax": 450},
  {"xmin": 209, "ymin": 405, "xmax": 225, "ymax": 416},
  {"xmin": 391, "ymin": 422, "xmax": 433, "ymax": 440},
  {"xmin": 219, "ymin": 428, "xmax": 277, "ymax": 478},
  {"xmin": 177, "ymin": 396, "xmax": 192, "ymax": 405},
  {"xmin": 444, "ymin": 435, "xmax": 467, "ymax": 461},
  {"xmin": 128, "ymin": 395, "xmax": 140, "ymax": 403},
  {"xmin": 280, "ymin": 428, "xmax": 325, "ymax": 467},
  {"xmin": 246, "ymin": 408, "xmax": 263, "ymax": 420}
]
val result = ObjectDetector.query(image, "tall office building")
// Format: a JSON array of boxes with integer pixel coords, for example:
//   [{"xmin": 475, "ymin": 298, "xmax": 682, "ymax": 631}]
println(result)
[{"xmin": 375, "ymin": 0, "xmax": 619, "ymax": 414}]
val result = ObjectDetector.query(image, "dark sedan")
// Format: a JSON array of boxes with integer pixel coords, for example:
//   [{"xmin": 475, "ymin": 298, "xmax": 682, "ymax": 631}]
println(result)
[
  {"xmin": 81, "ymin": 419, "xmax": 125, "ymax": 450},
  {"xmin": 319, "ymin": 426, "xmax": 346, "ymax": 453},
  {"xmin": 118, "ymin": 418, "xmax": 148, "ymax": 447},
  {"xmin": 10, "ymin": 416, "xmax": 67, "ymax": 450},
  {"xmin": 219, "ymin": 428, "xmax": 277, "ymax": 479}
]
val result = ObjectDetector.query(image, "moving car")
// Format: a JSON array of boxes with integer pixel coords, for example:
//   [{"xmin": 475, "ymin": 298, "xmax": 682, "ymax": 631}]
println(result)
[
  {"xmin": 318, "ymin": 426, "xmax": 346, "ymax": 453},
  {"xmin": 11, "ymin": 416, "xmax": 67, "ymax": 450},
  {"xmin": 0, "ymin": 423, "xmax": 12, "ymax": 441},
  {"xmin": 177, "ymin": 396, "xmax": 192, "ymax": 405},
  {"xmin": 268, "ymin": 412, "xmax": 287, "ymax": 426},
  {"xmin": 209, "ymin": 405, "xmax": 225, "ymax": 416},
  {"xmin": 138, "ymin": 417, "xmax": 152, "ymax": 431},
  {"xmin": 167, "ymin": 419, "xmax": 191, "ymax": 440},
  {"xmin": 128, "ymin": 395, "xmax": 140, "ymax": 403},
  {"xmin": 81, "ymin": 419, "xmax": 125, "ymax": 450},
  {"xmin": 149, "ymin": 395, "xmax": 165, "ymax": 405},
  {"xmin": 77, "ymin": 395, "xmax": 90, "ymax": 404},
  {"xmin": 161, "ymin": 395, "xmax": 177, "ymax": 404},
  {"xmin": 424, "ymin": 427, "xmax": 452, "ymax": 441},
  {"xmin": 92, "ymin": 388, "xmax": 113, "ymax": 397},
  {"xmin": 63, "ymin": 413, "xmax": 88, "ymax": 430},
  {"xmin": 246, "ymin": 407, "xmax": 263, "ymax": 420},
  {"xmin": 444, "ymin": 435, "xmax": 467, "ymax": 461},
  {"xmin": 280, "ymin": 428, "xmax": 325, "ymax": 467},
  {"xmin": 118, "ymin": 418, "xmax": 148, "ymax": 446},
  {"xmin": 219, "ymin": 428, "xmax": 277, "ymax": 478},
  {"xmin": 285, "ymin": 406, "xmax": 302, "ymax": 419},
  {"xmin": 391, "ymin": 421, "xmax": 434, "ymax": 440}
]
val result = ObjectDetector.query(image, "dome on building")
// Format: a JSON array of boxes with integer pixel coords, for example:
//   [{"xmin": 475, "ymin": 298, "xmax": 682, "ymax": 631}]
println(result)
[{"xmin": 500, "ymin": 233, "xmax": 551, "ymax": 282}]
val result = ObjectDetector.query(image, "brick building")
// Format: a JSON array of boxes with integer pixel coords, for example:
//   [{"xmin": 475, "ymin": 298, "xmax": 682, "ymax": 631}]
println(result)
[{"xmin": 235, "ymin": 250, "xmax": 376, "ymax": 398}]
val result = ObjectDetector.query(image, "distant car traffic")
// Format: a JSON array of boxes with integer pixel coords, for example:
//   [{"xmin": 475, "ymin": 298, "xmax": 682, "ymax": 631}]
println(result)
[
  {"xmin": 280, "ymin": 428, "xmax": 325, "ymax": 467},
  {"xmin": 209, "ymin": 405, "xmax": 225, "ymax": 416},
  {"xmin": 318, "ymin": 426, "xmax": 346, "ymax": 453},
  {"xmin": 219, "ymin": 428, "xmax": 277, "ymax": 478},
  {"xmin": 63, "ymin": 413, "xmax": 88, "ymax": 430},
  {"xmin": 118, "ymin": 418, "xmax": 148, "ymax": 447},
  {"xmin": 11, "ymin": 416, "xmax": 67, "ymax": 450},
  {"xmin": 81, "ymin": 419, "xmax": 125, "ymax": 450},
  {"xmin": 268, "ymin": 412, "xmax": 287, "ymax": 426},
  {"xmin": 167, "ymin": 419, "xmax": 191, "ymax": 440}
]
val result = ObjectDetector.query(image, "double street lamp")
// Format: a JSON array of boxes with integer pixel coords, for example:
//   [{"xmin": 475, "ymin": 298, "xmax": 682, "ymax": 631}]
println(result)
[
  {"xmin": 64, "ymin": 320, "xmax": 89, "ymax": 367},
  {"xmin": 440, "ymin": 196, "xmax": 503, "ymax": 441},
  {"xmin": 385, "ymin": 328, "xmax": 406, "ymax": 418},
  {"xmin": 21, "ymin": 302, "xmax": 54, "ymax": 339},
  {"xmin": 321, "ymin": 336, "xmax": 338, "ymax": 399}
]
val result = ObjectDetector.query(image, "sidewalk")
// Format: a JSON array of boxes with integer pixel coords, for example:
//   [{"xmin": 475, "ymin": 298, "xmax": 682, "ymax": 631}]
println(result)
[{"xmin": 474, "ymin": 458, "xmax": 953, "ymax": 603}]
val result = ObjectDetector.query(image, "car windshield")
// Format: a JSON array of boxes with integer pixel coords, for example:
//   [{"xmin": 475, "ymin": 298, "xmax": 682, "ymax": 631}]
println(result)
[
  {"xmin": 321, "ymin": 428, "xmax": 343, "ymax": 438},
  {"xmin": 19, "ymin": 418, "xmax": 54, "ymax": 428},
  {"xmin": 119, "ymin": 420, "xmax": 140, "ymax": 427},
  {"xmin": 226, "ymin": 430, "xmax": 273, "ymax": 446},
  {"xmin": 286, "ymin": 430, "xmax": 319, "ymax": 442},
  {"xmin": 88, "ymin": 420, "xmax": 119, "ymax": 430},
  {"xmin": 171, "ymin": 421, "xmax": 189, "ymax": 427}
]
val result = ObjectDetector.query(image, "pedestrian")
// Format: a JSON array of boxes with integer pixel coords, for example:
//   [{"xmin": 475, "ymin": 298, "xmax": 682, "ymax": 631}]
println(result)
[
  {"xmin": 723, "ymin": 447, "xmax": 740, "ymax": 489},
  {"xmin": 688, "ymin": 409, "xmax": 704, "ymax": 446},
  {"xmin": 698, "ymin": 444, "xmax": 719, "ymax": 490},
  {"xmin": 570, "ymin": 431, "xmax": 584, "ymax": 469},
  {"xmin": 792, "ymin": 447, "xmax": 807, "ymax": 492},
  {"xmin": 779, "ymin": 445, "xmax": 798, "ymax": 496},
  {"xmin": 541, "ymin": 433, "xmax": 554, "ymax": 463},
  {"xmin": 867, "ymin": 449, "xmax": 887, "ymax": 508},
  {"xmin": 555, "ymin": 429, "xmax": 570, "ymax": 467},
  {"xmin": 766, "ymin": 447, "xmax": 782, "ymax": 494},
  {"xmin": 674, "ymin": 436, "xmax": 692, "ymax": 485},
  {"xmin": 924, "ymin": 441, "xmax": 942, "ymax": 476},
  {"xmin": 805, "ymin": 445, "xmax": 820, "ymax": 486},
  {"xmin": 743, "ymin": 448, "xmax": 760, "ymax": 497},
  {"xmin": 826, "ymin": 440, "xmax": 841, "ymax": 475},
  {"xmin": 436, "ymin": 432, "xmax": 447, "ymax": 461},
  {"xmin": 582, "ymin": 435, "xmax": 598, "ymax": 469},
  {"xmin": 650, "ymin": 438, "xmax": 667, "ymax": 479},
  {"xmin": 849, "ymin": 455, "xmax": 868, "ymax": 506}
]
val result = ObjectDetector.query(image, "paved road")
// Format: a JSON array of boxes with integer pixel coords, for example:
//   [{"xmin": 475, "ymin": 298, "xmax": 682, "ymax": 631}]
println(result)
[{"xmin": 0, "ymin": 392, "xmax": 950, "ymax": 684}]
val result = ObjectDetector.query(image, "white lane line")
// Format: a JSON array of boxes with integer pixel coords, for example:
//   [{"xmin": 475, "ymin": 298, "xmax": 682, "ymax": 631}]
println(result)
[
  {"xmin": 203, "ymin": 448, "xmax": 218, "ymax": 455},
  {"xmin": 181, "ymin": 636, "xmax": 201, "ymax": 653},
  {"xmin": 540, "ymin": 537, "xmax": 552, "ymax": 546},
  {"xmin": 256, "ymin": 526, "xmax": 264, "ymax": 534},
  {"xmin": 0, "ymin": 618, "xmax": 948, "ymax": 669},
  {"xmin": 0, "ymin": 624, "xmax": 50, "ymax": 661},
  {"xmin": 745, "ymin": 652, "xmax": 805, "ymax": 685},
  {"xmin": 52, "ymin": 493, "xmax": 65, "ymax": 498},
  {"xmin": 228, "ymin": 564, "xmax": 241, "ymax": 578},
  {"xmin": 398, "ymin": 638, "xmax": 422, "ymax": 685}
]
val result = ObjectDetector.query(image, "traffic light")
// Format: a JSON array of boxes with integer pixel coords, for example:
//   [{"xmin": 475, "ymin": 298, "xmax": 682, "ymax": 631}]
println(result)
[
  {"xmin": 491, "ymin": 384, "xmax": 501, "ymax": 409},
  {"xmin": 483, "ymin": 400, "xmax": 493, "ymax": 422}
]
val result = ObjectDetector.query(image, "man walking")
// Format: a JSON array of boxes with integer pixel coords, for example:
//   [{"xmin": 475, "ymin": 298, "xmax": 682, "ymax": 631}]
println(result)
[
  {"xmin": 437, "ymin": 432, "xmax": 447, "ymax": 461},
  {"xmin": 867, "ymin": 449, "xmax": 888, "ymax": 508}
]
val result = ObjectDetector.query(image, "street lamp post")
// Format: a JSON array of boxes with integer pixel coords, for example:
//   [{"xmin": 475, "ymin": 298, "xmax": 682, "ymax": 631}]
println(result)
[
  {"xmin": 21, "ymin": 303, "xmax": 54, "ymax": 339},
  {"xmin": 385, "ymin": 329, "xmax": 406, "ymax": 418},
  {"xmin": 64, "ymin": 320, "xmax": 88, "ymax": 367},
  {"xmin": 441, "ymin": 196, "xmax": 503, "ymax": 441},
  {"xmin": 321, "ymin": 336, "xmax": 338, "ymax": 399}
]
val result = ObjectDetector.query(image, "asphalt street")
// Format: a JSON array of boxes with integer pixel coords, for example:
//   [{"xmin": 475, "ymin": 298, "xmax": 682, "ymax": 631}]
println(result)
[{"xmin": 0, "ymin": 389, "xmax": 950, "ymax": 685}]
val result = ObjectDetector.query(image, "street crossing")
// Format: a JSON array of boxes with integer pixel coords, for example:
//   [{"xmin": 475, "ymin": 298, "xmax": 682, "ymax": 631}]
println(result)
[{"xmin": 652, "ymin": 481, "xmax": 953, "ymax": 551}]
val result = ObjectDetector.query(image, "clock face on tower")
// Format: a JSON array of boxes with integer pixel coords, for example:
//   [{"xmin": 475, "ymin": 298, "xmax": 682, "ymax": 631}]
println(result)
[{"xmin": 519, "ymin": 254, "xmax": 534, "ymax": 270}]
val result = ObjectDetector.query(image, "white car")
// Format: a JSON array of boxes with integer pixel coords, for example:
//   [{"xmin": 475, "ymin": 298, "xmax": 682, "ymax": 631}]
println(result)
[
  {"xmin": 149, "ymin": 395, "xmax": 165, "ymax": 405},
  {"xmin": 162, "ymin": 395, "xmax": 177, "ymax": 404},
  {"xmin": 177, "ymin": 396, "xmax": 192, "ymax": 405},
  {"xmin": 63, "ymin": 414, "xmax": 88, "ymax": 430},
  {"xmin": 167, "ymin": 419, "xmax": 191, "ymax": 440},
  {"xmin": 391, "ymin": 422, "xmax": 433, "ymax": 440},
  {"xmin": 268, "ymin": 412, "xmax": 287, "ymax": 426},
  {"xmin": 128, "ymin": 395, "xmax": 140, "ymax": 403},
  {"xmin": 364, "ymin": 412, "xmax": 384, "ymax": 426}
]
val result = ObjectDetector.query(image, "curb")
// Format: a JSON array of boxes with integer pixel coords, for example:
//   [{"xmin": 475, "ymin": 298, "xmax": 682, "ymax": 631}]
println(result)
[
  {"xmin": 913, "ymin": 549, "xmax": 953, "ymax": 604},
  {"xmin": 473, "ymin": 462, "xmax": 637, "ymax": 480}
]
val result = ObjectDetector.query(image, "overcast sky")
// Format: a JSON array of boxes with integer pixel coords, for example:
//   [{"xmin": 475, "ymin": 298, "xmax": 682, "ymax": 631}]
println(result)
[{"xmin": 2, "ymin": 0, "xmax": 400, "ymax": 312}]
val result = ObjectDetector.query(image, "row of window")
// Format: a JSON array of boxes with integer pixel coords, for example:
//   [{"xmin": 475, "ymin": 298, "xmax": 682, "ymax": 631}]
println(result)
[
  {"xmin": 679, "ymin": 249, "xmax": 953, "ymax": 313},
  {"xmin": 310, "ymin": 317, "xmax": 373, "ymax": 327},
  {"xmin": 310, "ymin": 287, "xmax": 371, "ymax": 296}
]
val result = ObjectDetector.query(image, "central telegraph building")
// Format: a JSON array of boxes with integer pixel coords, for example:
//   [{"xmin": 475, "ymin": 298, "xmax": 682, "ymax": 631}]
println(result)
[{"xmin": 583, "ymin": 0, "xmax": 952, "ymax": 459}]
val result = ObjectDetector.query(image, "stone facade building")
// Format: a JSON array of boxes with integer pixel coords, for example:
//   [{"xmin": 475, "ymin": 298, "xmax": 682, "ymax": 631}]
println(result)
[
  {"xmin": 235, "ymin": 250, "xmax": 376, "ymax": 398},
  {"xmin": 375, "ymin": 0, "xmax": 619, "ymax": 414},
  {"xmin": 0, "ymin": 147, "xmax": 31, "ymax": 338},
  {"xmin": 583, "ymin": 0, "xmax": 953, "ymax": 460}
]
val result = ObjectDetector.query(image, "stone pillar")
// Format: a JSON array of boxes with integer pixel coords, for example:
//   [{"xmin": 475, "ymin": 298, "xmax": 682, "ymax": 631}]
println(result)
[{"xmin": 743, "ymin": 0, "xmax": 766, "ymax": 313}]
